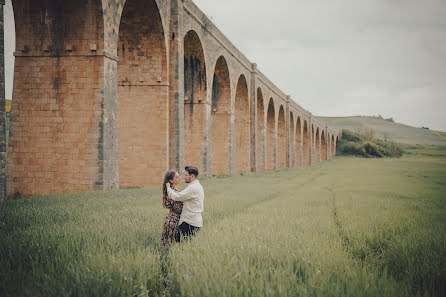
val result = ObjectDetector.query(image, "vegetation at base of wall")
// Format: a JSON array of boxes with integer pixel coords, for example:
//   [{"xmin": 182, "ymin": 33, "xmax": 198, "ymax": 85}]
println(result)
[
  {"xmin": 337, "ymin": 129, "xmax": 403, "ymax": 158},
  {"xmin": 1, "ymin": 147, "xmax": 446, "ymax": 297}
]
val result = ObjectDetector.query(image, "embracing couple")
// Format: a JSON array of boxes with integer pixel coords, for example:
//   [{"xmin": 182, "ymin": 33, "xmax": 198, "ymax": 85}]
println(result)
[{"xmin": 160, "ymin": 166, "xmax": 204, "ymax": 247}]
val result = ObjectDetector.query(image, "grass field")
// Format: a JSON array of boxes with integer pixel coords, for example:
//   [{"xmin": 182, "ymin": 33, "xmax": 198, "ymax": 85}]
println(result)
[
  {"xmin": 1, "ymin": 145, "xmax": 445, "ymax": 297},
  {"xmin": 319, "ymin": 116, "xmax": 446, "ymax": 146}
]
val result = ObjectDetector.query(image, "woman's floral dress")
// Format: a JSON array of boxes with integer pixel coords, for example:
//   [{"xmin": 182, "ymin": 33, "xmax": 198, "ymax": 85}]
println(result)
[{"xmin": 161, "ymin": 187, "xmax": 183, "ymax": 247}]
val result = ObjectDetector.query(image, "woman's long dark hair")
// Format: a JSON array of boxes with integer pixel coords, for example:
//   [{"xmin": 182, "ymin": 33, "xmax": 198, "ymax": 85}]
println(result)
[{"xmin": 162, "ymin": 170, "xmax": 176, "ymax": 208}]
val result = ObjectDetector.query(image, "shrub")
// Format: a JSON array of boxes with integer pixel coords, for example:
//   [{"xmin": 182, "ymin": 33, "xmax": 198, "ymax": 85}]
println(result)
[
  {"xmin": 341, "ymin": 129, "xmax": 362, "ymax": 143},
  {"xmin": 337, "ymin": 129, "xmax": 402, "ymax": 158},
  {"xmin": 364, "ymin": 142, "xmax": 383, "ymax": 157}
]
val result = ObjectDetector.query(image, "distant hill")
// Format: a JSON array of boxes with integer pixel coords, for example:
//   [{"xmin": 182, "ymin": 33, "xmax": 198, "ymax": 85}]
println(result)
[{"xmin": 318, "ymin": 116, "xmax": 446, "ymax": 146}]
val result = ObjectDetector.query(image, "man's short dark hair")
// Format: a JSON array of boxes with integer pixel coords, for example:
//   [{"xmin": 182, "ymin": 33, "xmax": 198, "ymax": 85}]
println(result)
[{"xmin": 185, "ymin": 166, "xmax": 199, "ymax": 177}]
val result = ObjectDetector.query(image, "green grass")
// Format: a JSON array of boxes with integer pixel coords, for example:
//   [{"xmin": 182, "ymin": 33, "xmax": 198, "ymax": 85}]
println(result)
[
  {"xmin": 1, "ymin": 146, "xmax": 446, "ymax": 297},
  {"xmin": 319, "ymin": 116, "xmax": 446, "ymax": 146}
]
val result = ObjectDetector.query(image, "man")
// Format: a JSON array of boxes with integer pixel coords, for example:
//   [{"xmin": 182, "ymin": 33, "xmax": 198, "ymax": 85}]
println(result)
[{"xmin": 166, "ymin": 166, "xmax": 204, "ymax": 240}]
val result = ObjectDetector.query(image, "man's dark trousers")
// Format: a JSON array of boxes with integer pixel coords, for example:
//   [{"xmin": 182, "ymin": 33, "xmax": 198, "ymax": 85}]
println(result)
[{"xmin": 179, "ymin": 222, "xmax": 200, "ymax": 241}]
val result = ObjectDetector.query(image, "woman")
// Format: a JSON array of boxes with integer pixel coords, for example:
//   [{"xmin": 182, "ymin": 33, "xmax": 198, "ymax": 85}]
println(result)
[{"xmin": 160, "ymin": 170, "xmax": 183, "ymax": 247}]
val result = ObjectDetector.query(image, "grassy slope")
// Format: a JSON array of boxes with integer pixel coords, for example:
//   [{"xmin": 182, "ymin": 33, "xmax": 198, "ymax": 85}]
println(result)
[
  {"xmin": 319, "ymin": 116, "xmax": 446, "ymax": 146},
  {"xmin": 1, "ymin": 147, "xmax": 445, "ymax": 297}
]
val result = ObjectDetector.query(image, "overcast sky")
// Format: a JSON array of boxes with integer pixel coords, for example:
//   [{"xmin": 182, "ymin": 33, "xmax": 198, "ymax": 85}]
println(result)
[
  {"xmin": 4, "ymin": 0, "xmax": 446, "ymax": 131},
  {"xmin": 193, "ymin": 0, "xmax": 446, "ymax": 131}
]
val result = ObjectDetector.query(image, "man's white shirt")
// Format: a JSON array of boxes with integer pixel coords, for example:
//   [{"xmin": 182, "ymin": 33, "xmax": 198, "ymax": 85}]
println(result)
[{"xmin": 167, "ymin": 180, "xmax": 204, "ymax": 227}]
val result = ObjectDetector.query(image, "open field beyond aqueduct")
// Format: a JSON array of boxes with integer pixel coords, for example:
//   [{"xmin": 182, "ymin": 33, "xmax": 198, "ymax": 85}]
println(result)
[{"xmin": 1, "ymin": 0, "xmax": 339, "ymax": 197}]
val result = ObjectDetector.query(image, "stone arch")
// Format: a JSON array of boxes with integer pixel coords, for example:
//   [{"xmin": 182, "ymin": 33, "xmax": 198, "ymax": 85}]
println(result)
[
  {"xmin": 256, "ymin": 88, "xmax": 265, "ymax": 171},
  {"xmin": 211, "ymin": 56, "xmax": 231, "ymax": 175},
  {"xmin": 8, "ymin": 0, "xmax": 106, "ymax": 195},
  {"xmin": 117, "ymin": 0, "xmax": 168, "ymax": 188},
  {"xmin": 327, "ymin": 132, "xmax": 331, "ymax": 158},
  {"xmin": 183, "ymin": 30, "xmax": 207, "ymax": 172},
  {"xmin": 234, "ymin": 74, "xmax": 250, "ymax": 174},
  {"xmin": 296, "ymin": 117, "xmax": 302, "ymax": 166},
  {"xmin": 266, "ymin": 98, "xmax": 275, "ymax": 171},
  {"xmin": 277, "ymin": 105, "xmax": 286, "ymax": 168},
  {"xmin": 289, "ymin": 112, "xmax": 295, "ymax": 166},
  {"xmin": 315, "ymin": 128, "xmax": 320, "ymax": 162},
  {"xmin": 311, "ymin": 125, "xmax": 315, "ymax": 162},
  {"xmin": 303, "ymin": 120, "xmax": 309, "ymax": 166},
  {"xmin": 321, "ymin": 130, "xmax": 327, "ymax": 160}
]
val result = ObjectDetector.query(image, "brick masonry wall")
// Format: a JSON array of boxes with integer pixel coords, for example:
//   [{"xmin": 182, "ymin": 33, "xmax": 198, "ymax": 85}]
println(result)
[
  {"xmin": 322, "ymin": 132, "xmax": 327, "ymax": 160},
  {"xmin": 266, "ymin": 100, "xmax": 275, "ymax": 171},
  {"xmin": 117, "ymin": 0, "xmax": 168, "ymax": 188},
  {"xmin": 295, "ymin": 118, "xmax": 302, "ymax": 167},
  {"xmin": 211, "ymin": 57, "xmax": 231, "ymax": 176},
  {"xmin": 289, "ymin": 113, "xmax": 295, "ymax": 166},
  {"xmin": 0, "ymin": 3, "xmax": 6, "ymax": 200},
  {"xmin": 4, "ymin": 0, "xmax": 339, "ymax": 196},
  {"xmin": 184, "ymin": 31, "xmax": 207, "ymax": 172},
  {"xmin": 303, "ymin": 122, "xmax": 309, "ymax": 166},
  {"xmin": 7, "ymin": 0, "xmax": 111, "ymax": 195},
  {"xmin": 256, "ymin": 90, "xmax": 264, "ymax": 171},
  {"xmin": 234, "ymin": 75, "xmax": 250, "ymax": 174},
  {"xmin": 277, "ymin": 106, "xmax": 286, "ymax": 168}
]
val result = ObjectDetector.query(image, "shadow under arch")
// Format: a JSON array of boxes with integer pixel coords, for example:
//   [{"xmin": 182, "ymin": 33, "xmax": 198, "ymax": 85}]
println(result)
[
  {"xmin": 289, "ymin": 111, "xmax": 295, "ymax": 166},
  {"xmin": 315, "ymin": 127, "xmax": 320, "ymax": 162},
  {"xmin": 266, "ymin": 98, "xmax": 275, "ymax": 171},
  {"xmin": 256, "ymin": 88, "xmax": 265, "ymax": 171},
  {"xmin": 117, "ymin": 0, "xmax": 168, "ymax": 188},
  {"xmin": 303, "ymin": 120, "xmax": 309, "ymax": 166},
  {"xmin": 234, "ymin": 74, "xmax": 250, "ymax": 174},
  {"xmin": 183, "ymin": 30, "xmax": 207, "ymax": 173},
  {"xmin": 321, "ymin": 130, "xmax": 327, "ymax": 160},
  {"xmin": 211, "ymin": 56, "xmax": 231, "ymax": 176},
  {"xmin": 296, "ymin": 116, "xmax": 302, "ymax": 166},
  {"xmin": 277, "ymin": 105, "xmax": 286, "ymax": 168}
]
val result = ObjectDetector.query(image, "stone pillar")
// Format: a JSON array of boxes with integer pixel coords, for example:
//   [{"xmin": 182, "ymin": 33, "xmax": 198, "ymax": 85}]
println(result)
[
  {"xmin": 169, "ymin": 0, "xmax": 184, "ymax": 174},
  {"xmin": 308, "ymin": 114, "xmax": 313, "ymax": 166},
  {"xmin": 326, "ymin": 125, "xmax": 329, "ymax": 160},
  {"xmin": 299, "ymin": 122, "xmax": 303, "ymax": 167},
  {"xmin": 7, "ymin": 1, "xmax": 120, "ymax": 195},
  {"xmin": 229, "ymin": 90, "xmax": 235, "ymax": 176},
  {"xmin": 0, "ymin": 0, "xmax": 6, "ymax": 200},
  {"xmin": 250, "ymin": 63, "xmax": 257, "ymax": 172},
  {"xmin": 285, "ymin": 96, "xmax": 291, "ymax": 168},
  {"xmin": 274, "ymin": 114, "xmax": 278, "ymax": 170}
]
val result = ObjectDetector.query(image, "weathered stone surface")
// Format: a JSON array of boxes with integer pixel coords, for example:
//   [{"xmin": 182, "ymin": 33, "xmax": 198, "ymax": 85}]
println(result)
[
  {"xmin": 5, "ymin": 0, "xmax": 339, "ymax": 196},
  {"xmin": 0, "ymin": 3, "xmax": 6, "ymax": 200}
]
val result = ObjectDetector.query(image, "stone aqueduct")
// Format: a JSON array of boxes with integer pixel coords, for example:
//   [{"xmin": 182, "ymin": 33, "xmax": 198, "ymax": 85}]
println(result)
[{"xmin": 0, "ymin": 0, "xmax": 340, "ymax": 198}]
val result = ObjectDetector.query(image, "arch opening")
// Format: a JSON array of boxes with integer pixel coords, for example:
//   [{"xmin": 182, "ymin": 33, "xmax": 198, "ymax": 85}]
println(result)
[
  {"xmin": 277, "ymin": 106, "xmax": 286, "ymax": 168},
  {"xmin": 296, "ymin": 117, "xmax": 301, "ymax": 166},
  {"xmin": 234, "ymin": 75, "xmax": 250, "ymax": 174},
  {"xmin": 321, "ymin": 131, "xmax": 327, "ymax": 160},
  {"xmin": 183, "ymin": 30, "xmax": 207, "ymax": 172},
  {"xmin": 211, "ymin": 56, "xmax": 231, "ymax": 176},
  {"xmin": 315, "ymin": 128, "xmax": 320, "ymax": 162},
  {"xmin": 266, "ymin": 98, "xmax": 275, "ymax": 171},
  {"xmin": 303, "ymin": 121, "xmax": 309, "ymax": 166},
  {"xmin": 117, "ymin": 0, "xmax": 167, "ymax": 188},
  {"xmin": 289, "ymin": 112, "xmax": 295, "ymax": 167},
  {"xmin": 256, "ymin": 88, "xmax": 264, "ymax": 171},
  {"xmin": 331, "ymin": 135, "xmax": 335, "ymax": 157}
]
